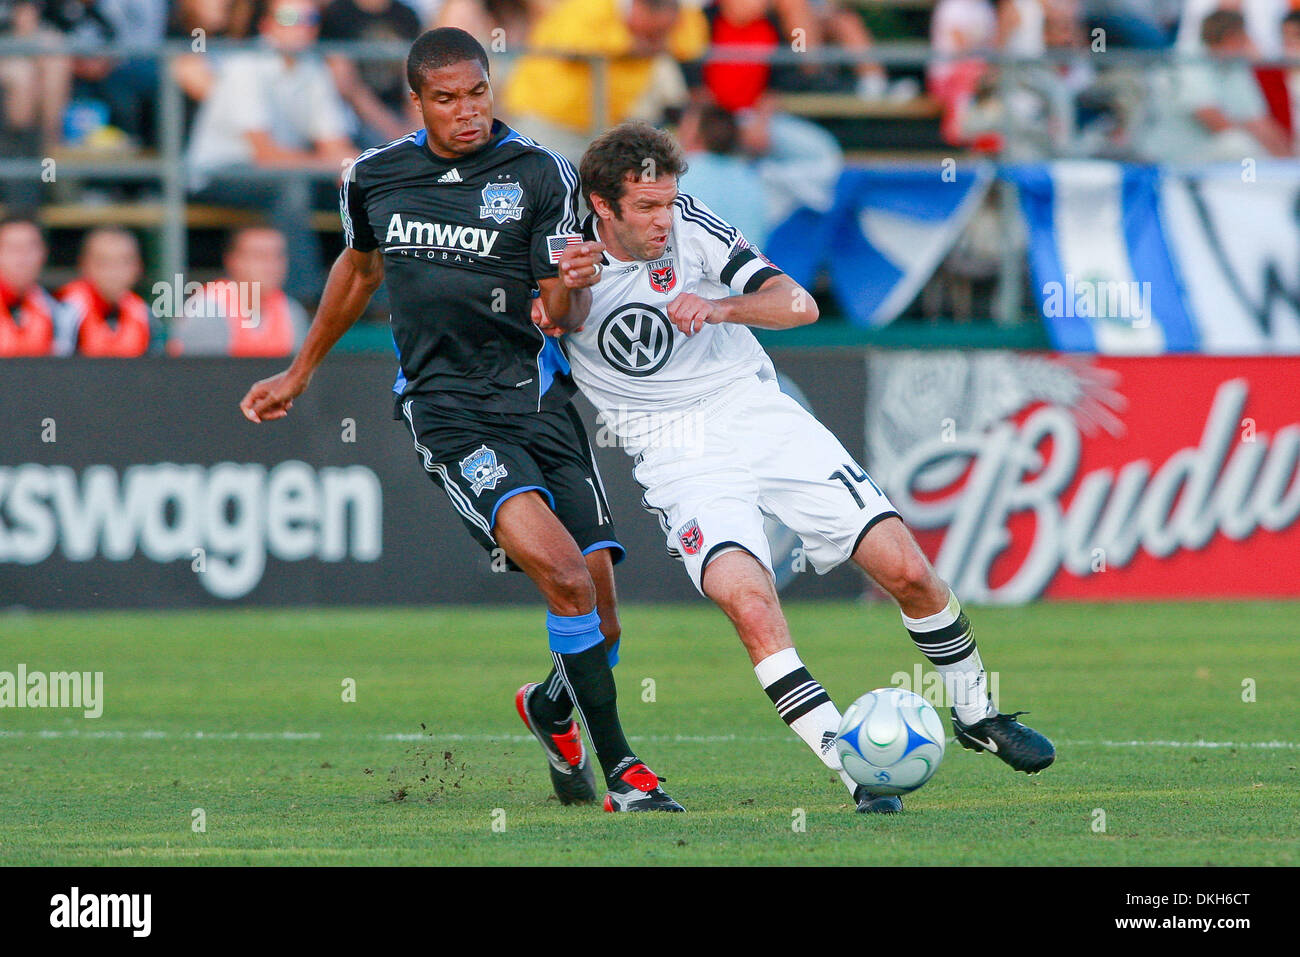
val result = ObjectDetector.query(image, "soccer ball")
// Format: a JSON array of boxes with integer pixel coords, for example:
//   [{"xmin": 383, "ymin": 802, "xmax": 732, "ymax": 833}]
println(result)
[{"xmin": 836, "ymin": 687, "xmax": 946, "ymax": 796}]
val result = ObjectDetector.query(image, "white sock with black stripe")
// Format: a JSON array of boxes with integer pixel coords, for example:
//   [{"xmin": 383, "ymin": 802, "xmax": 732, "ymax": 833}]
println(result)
[
  {"xmin": 754, "ymin": 647, "xmax": 859, "ymax": 797},
  {"xmin": 902, "ymin": 590, "xmax": 997, "ymax": 725}
]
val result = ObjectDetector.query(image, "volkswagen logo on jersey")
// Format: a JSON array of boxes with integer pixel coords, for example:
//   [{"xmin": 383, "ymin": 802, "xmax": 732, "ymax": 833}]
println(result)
[
  {"xmin": 648, "ymin": 258, "xmax": 676, "ymax": 293},
  {"xmin": 597, "ymin": 303, "xmax": 675, "ymax": 377},
  {"xmin": 479, "ymin": 181, "xmax": 524, "ymax": 224},
  {"xmin": 459, "ymin": 445, "xmax": 509, "ymax": 496}
]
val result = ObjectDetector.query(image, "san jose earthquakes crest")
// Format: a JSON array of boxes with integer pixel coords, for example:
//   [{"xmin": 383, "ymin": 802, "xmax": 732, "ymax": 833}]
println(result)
[
  {"xmin": 648, "ymin": 257, "xmax": 677, "ymax": 293},
  {"xmin": 479, "ymin": 181, "xmax": 524, "ymax": 224},
  {"xmin": 459, "ymin": 445, "xmax": 509, "ymax": 495}
]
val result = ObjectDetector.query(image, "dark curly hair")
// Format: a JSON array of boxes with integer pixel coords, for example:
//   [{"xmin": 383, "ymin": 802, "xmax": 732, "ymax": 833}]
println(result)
[{"xmin": 579, "ymin": 122, "xmax": 688, "ymax": 219}]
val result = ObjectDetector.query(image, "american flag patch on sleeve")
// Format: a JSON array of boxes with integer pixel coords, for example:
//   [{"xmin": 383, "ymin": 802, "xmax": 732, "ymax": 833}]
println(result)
[{"xmin": 547, "ymin": 233, "xmax": 584, "ymax": 264}]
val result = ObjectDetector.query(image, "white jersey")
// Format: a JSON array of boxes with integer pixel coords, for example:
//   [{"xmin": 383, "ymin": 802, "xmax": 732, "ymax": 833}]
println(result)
[{"xmin": 561, "ymin": 194, "xmax": 785, "ymax": 454}]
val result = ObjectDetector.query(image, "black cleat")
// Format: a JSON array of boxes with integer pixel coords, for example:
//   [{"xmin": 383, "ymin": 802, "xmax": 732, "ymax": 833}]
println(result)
[
  {"xmin": 951, "ymin": 708, "xmax": 1055, "ymax": 773},
  {"xmin": 515, "ymin": 683, "xmax": 598, "ymax": 805},
  {"xmin": 603, "ymin": 758, "xmax": 685, "ymax": 812},
  {"xmin": 854, "ymin": 787, "xmax": 903, "ymax": 814}
]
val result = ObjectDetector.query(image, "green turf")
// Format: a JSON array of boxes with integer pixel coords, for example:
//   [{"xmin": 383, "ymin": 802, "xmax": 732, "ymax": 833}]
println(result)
[{"xmin": 0, "ymin": 601, "xmax": 1296, "ymax": 866}]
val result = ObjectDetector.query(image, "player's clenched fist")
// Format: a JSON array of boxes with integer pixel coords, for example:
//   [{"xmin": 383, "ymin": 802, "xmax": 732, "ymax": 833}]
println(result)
[
  {"xmin": 240, "ymin": 369, "xmax": 308, "ymax": 423},
  {"xmin": 667, "ymin": 292, "xmax": 723, "ymax": 335},
  {"xmin": 531, "ymin": 296, "xmax": 577, "ymax": 337},
  {"xmin": 558, "ymin": 242, "xmax": 606, "ymax": 290}
]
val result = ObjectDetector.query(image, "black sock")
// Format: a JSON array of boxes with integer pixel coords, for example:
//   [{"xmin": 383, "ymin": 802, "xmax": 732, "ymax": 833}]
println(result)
[
  {"xmin": 551, "ymin": 644, "xmax": 634, "ymax": 783},
  {"xmin": 528, "ymin": 668, "xmax": 574, "ymax": 733}
]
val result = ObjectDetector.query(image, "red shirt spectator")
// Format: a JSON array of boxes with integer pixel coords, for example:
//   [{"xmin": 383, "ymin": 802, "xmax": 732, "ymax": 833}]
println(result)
[
  {"xmin": 704, "ymin": 0, "xmax": 780, "ymax": 112},
  {"xmin": 58, "ymin": 227, "xmax": 151, "ymax": 357},
  {"xmin": 0, "ymin": 216, "xmax": 63, "ymax": 357},
  {"xmin": 168, "ymin": 226, "xmax": 308, "ymax": 357},
  {"xmin": 60, "ymin": 280, "xmax": 151, "ymax": 357}
]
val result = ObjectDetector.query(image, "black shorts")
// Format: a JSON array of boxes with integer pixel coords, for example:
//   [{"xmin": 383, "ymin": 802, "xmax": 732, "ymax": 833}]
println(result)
[{"xmin": 397, "ymin": 396, "xmax": 624, "ymax": 568}]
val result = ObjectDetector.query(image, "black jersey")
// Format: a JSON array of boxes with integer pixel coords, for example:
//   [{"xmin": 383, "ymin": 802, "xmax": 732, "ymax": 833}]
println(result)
[{"xmin": 341, "ymin": 120, "xmax": 582, "ymax": 414}]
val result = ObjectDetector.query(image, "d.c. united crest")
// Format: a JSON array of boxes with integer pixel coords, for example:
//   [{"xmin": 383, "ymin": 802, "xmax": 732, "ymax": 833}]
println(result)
[
  {"xmin": 459, "ymin": 445, "xmax": 509, "ymax": 496},
  {"xmin": 678, "ymin": 518, "xmax": 703, "ymax": 555},
  {"xmin": 479, "ymin": 181, "xmax": 524, "ymax": 224},
  {"xmin": 648, "ymin": 257, "xmax": 676, "ymax": 293}
]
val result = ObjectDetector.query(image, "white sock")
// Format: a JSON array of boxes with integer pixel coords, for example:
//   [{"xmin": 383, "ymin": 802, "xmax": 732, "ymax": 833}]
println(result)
[
  {"xmin": 754, "ymin": 647, "xmax": 858, "ymax": 797},
  {"xmin": 901, "ymin": 591, "xmax": 997, "ymax": 725}
]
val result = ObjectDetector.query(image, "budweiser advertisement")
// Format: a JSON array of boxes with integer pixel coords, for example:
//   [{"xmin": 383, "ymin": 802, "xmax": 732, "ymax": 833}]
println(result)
[{"xmin": 863, "ymin": 353, "xmax": 1300, "ymax": 603}]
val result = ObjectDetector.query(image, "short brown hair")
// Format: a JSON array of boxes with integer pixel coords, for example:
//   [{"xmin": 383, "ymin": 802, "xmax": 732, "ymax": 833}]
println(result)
[
  {"xmin": 579, "ymin": 121, "xmax": 688, "ymax": 217},
  {"xmin": 1201, "ymin": 9, "xmax": 1246, "ymax": 47}
]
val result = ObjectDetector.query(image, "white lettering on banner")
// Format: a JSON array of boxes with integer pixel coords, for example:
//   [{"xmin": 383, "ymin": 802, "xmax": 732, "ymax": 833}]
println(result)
[
  {"xmin": 0, "ymin": 462, "xmax": 383, "ymax": 599},
  {"xmin": 890, "ymin": 381, "xmax": 1300, "ymax": 603}
]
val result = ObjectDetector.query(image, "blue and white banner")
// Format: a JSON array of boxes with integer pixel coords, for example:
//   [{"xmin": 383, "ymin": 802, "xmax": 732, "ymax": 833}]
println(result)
[
  {"xmin": 1009, "ymin": 161, "xmax": 1300, "ymax": 354},
  {"xmin": 766, "ymin": 165, "xmax": 993, "ymax": 327},
  {"xmin": 1008, "ymin": 162, "xmax": 1196, "ymax": 354}
]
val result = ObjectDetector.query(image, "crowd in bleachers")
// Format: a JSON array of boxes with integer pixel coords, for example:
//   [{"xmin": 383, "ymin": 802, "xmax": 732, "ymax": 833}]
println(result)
[{"xmin": 3, "ymin": 0, "xmax": 1300, "ymax": 354}]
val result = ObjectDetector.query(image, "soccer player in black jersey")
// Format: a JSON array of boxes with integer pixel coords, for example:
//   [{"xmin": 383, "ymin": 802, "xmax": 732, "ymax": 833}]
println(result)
[{"xmin": 239, "ymin": 28, "xmax": 682, "ymax": 812}]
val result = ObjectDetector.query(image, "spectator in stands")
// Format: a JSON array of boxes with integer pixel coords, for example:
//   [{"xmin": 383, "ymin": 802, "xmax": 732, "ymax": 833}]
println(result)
[
  {"xmin": 58, "ymin": 226, "xmax": 151, "ymax": 357},
  {"xmin": 185, "ymin": 0, "xmax": 356, "ymax": 302},
  {"xmin": 321, "ymin": 0, "xmax": 422, "ymax": 145},
  {"xmin": 0, "ymin": 215, "xmax": 71, "ymax": 356},
  {"xmin": 764, "ymin": 0, "xmax": 890, "ymax": 99},
  {"xmin": 1282, "ymin": 10, "xmax": 1300, "ymax": 147},
  {"xmin": 1, "ymin": 2, "xmax": 70, "ymax": 161},
  {"xmin": 678, "ymin": 101, "xmax": 769, "ymax": 242},
  {"xmin": 702, "ymin": 0, "xmax": 782, "ymax": 112},
  {"xmin": 40, "ymin": 0, "xmax": 167, "ymax": 147},
  {"xmin": 928, "ymin": 0, "xmax": 998, "ymax": 146},
  {"xmin": 1177, "ymin": 0, "xmax": 1288, "ymax": 59},
  {"xmin": 1145, "ymin": 9, "xmax": 1291, "ymax": 162},
  {"xmin": 1082, "ymin": 0, "xmax": 1179, "ymax": 49},
  {"xmin": 698, "ymin": 0, "xmax": 842, "ymax": 213},
  {"xmin": 998, "ymin": 0, "xmax": 1044, "ymax": 56},
  {"xmin": 167, "ymin": 0, "xmax": 243, "ymax": 107},
  {"xmin": 168, "ymin": 226, "xmax": 310, "ymax": 357},
  {"xmin": 679, "ymin": 92, "xmax": 840, "ymax": 239},
  {"xmin": 973, "ymin": 0, "xmax": 1115, "ymax": 158},
  {"xmin": 502, "ymin": 0, "xmax": 707, "ymax": 163},
  {"xmin": 434, "ymin": 0, "xmax": 533, "ymax": 63}
]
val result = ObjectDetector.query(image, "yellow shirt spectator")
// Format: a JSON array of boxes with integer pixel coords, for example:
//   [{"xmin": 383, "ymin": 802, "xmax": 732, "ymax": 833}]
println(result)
[{"xmin": 504, "ymin": 0, "xmax": 708, "ymax": 136}]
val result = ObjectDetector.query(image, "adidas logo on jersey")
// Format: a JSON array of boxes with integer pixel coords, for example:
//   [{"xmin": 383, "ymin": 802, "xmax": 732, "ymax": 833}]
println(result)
[{"xmin": 437, "ymin": 168, "xmax": 462, "ymax": 183}]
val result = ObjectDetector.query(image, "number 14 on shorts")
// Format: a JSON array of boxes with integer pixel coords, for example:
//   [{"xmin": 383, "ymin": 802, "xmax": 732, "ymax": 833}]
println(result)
[{"xmin": 829, "ymin": 463, "xmax": 882, "ymax": 509}]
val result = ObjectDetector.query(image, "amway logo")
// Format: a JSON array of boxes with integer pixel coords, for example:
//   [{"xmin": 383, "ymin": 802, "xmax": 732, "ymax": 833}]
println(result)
[{"xmin": 385, "ymin": 214, "xmax": 499, "ymax": 255}]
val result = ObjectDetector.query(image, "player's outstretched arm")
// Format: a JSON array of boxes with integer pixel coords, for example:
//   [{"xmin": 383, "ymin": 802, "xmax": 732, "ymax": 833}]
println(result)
[
  {"xmin": 667, "ymin": 274, "xmax": 818, "ymax": 336},
  {"xmin": 239, "ymin": 247, "xmax": 384, "ymax": 423}
]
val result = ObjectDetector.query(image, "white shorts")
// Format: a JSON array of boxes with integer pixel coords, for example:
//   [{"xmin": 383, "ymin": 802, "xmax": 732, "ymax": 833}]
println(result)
[{"xmin": 633, "ymin": 376, "xmax": 899, "ymax": 595}]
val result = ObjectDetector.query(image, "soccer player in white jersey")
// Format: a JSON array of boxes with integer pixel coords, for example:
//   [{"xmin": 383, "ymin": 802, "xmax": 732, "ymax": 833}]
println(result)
[{"xmin": 535, "ymin": 122, "xmax": 1055, "ymax": 813}]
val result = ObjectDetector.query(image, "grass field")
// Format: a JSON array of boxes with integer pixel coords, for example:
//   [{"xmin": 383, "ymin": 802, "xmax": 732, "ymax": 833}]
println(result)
[{"xmin": 0, "ymin": 600, "xmax": 1296, "ymax": 866}]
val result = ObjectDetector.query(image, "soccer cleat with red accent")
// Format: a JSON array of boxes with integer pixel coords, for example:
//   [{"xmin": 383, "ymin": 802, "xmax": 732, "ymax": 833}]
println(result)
[
  {"xmin": 515, "ymin": 683, "xmax": 598, "ymax": 805},
  {"xmin": 603, "ymin": 757, "xmax": 685, "ymax": 812}
]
